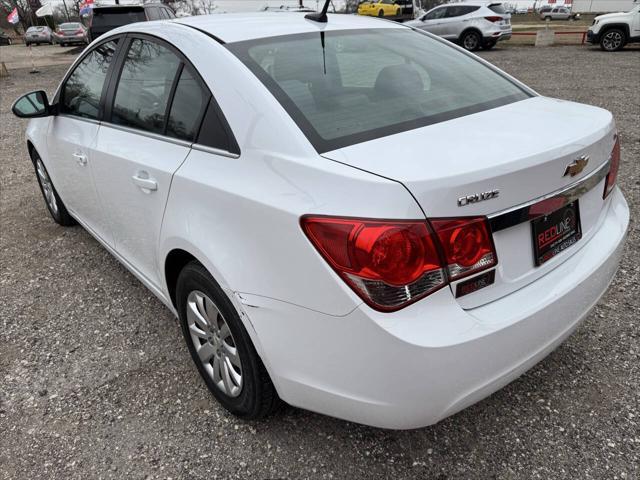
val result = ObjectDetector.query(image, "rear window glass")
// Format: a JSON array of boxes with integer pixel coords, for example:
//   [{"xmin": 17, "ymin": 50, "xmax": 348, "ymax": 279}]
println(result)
[
  {"xmin": 60, "ymin": 23, "xmax": 81, "ymax": 30},
  {"xmin": 92, "ymin": 10, "xmax": 146, "ymax": 27},
  {"xmin": 488, "ymin": 3, "xmax": 507, "ymax": 13},
  {"xmin": 228, "ymin": 29, "xmax": 530, "ymax": 153}
]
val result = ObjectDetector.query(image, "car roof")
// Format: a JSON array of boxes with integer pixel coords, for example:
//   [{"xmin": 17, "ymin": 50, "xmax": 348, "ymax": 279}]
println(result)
[{"xmin": 174, "ymin": 12, "xmax": 404, "ymax": 44}]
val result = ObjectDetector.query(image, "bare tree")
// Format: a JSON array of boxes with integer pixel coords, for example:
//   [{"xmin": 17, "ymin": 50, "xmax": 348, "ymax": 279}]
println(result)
[{"xmin": 178, "ymin": 0, "xmax": 217, "ymax": 16}]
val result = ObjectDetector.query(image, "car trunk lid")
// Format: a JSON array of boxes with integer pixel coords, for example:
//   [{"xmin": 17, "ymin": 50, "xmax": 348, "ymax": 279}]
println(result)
[{"xmin": 322, "ymin": 96, "xmax": 616, "ymax": 308}]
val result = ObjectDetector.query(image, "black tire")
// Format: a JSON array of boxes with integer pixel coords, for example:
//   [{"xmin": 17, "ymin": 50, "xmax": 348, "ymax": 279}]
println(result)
[
  {"xmin": 483, "ymin": 40, "xmax": 496, "ymax": 50},
  {"xmin": 176, "ymin": 261, "xmax": 280, "ymax": 419},
  {"xmin": 600, "ymin": 28, "xmax": 626, "ymax": 52},
  {"xmin": 395, "ymin": 8, "xmax": 400, "ymax": 16},
  {"xmin": 25, "ymin": 42, "xmax": 30, "ymax": 47},
  {"xmin": 378, "ymin": 9, "xmax": 384, "ymax": 17},
  {"xmin": 461, "ymin": 30, "xmax": 481, "ymax": 51},
  {"xmin": 544, "ymin": 16, "xmax": 551, "ymax": 20},
  {"xmin": 30, "ymin": 150, "xmax": 76, "ymax": 226}
]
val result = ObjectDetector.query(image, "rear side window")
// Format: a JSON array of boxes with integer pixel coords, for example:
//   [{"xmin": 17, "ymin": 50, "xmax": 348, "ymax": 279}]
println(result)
[
  {"xmin": 111, "ymin": 39, "xmax": 181, "ymax": 134},
  {"xmin": 61, "ymin": 39, "xmax": 119, "ymax": 120},
  {"xmin": 446, "ymin": 5, "xmax": 479, "ymax": 17},
  {"xmin": 146, "ymin": 7, "xmax": 161, "ymax": 20},
  {"xmin": 197, "ymin": 99, "xmax": 237, "ymax": 153},
  {"xmin": 488, "ymin": 3, "xmax": 507, "ymax": 14},
  {"xmin": 166, "ymin": 67, "xmax": 209, "ymax": 141}
]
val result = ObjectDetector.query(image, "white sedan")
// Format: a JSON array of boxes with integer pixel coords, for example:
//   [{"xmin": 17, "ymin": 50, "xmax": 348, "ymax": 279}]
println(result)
[{"xmin": 12, "ymin": 12, "xmax": 628, "ymax": 429}]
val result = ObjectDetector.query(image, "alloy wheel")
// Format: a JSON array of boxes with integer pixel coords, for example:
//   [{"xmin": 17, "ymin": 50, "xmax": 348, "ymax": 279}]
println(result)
[
  {"xmin": 602, "ymin": 31, "xmax": 623, "ymax": 51},
  {"xmin": 186, "ymin": 290, "xmax": 243, "ymax": 397},
  {"xmin": 463, "ymin": 33, "xmax": 479, "ymax": 51},
  {"xmin": 36, "ymin": 159, "xmax": 59, "ymax": 216}
]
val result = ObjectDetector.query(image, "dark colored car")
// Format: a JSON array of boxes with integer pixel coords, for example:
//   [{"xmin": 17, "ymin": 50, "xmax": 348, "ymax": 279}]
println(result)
[
  {"xmin": 89, "ymin": 3, "xmax": 175, "ymax": 41},
  {"xmin": 0, "ymin": 31, "xmax": 12, "ymax": 46}
]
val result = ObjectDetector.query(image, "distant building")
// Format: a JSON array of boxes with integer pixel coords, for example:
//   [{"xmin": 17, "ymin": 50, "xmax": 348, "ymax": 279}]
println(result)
[{"xmin": 570, "ymin": 0, "xmax": 635, "ymax": 12}]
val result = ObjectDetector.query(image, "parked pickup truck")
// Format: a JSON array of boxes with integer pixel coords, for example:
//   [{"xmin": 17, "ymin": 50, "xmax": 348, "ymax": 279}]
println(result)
[{"xmin": 586, "ymin": 0, "xmax": 640, "ymax": 51}]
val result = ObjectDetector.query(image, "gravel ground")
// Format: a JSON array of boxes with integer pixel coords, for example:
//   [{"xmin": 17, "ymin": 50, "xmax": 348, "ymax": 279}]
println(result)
[
  {"xmin": 0, "ymin": 44, "xmax": 78, "ymax": 70},
  {"xmin": 1, "ymin": 45, "xmax": 639, "ymax": 480}
]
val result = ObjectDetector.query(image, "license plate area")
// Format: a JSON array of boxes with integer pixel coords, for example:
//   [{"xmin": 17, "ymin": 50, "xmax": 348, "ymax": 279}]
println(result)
[{"xmin": 531, "ymin": 200, "xmax": 582, "ymax": 266}]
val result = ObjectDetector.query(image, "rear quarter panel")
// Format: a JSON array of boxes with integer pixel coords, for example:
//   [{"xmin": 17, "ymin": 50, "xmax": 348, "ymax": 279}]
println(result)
[{"xmin": 153, "ymin": 22, "xmax": 425, "ymax": 316}]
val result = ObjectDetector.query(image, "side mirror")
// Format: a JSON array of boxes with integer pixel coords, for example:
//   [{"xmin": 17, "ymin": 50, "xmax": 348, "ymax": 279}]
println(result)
[{"xmin": 11, "ymin": 90, "xmax": 55, "ymax": 118}]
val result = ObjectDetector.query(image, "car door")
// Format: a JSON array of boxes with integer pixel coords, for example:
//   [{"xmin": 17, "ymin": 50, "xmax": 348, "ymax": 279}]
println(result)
[
  {"xmin": 47, "ymin": 38, "xmax": 121, "ymax": 244},
  {"xmin": 447, "ymin": 5, "xmax": 479, "ymax": 39},
  {"xmin": 418, "ymin": 6, "xmax": 448, "ymax": 35},
  {"xmin": 90, "ymin": 36, "xmax": 209, "ymax": 288},
  {"xmin": 633, "ymin": 7, "xmax": 640, "ymax": 37}
]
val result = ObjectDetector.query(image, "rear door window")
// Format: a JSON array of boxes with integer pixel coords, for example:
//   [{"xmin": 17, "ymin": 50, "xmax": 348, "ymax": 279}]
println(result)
[
  {"xmin": 60, "ymin": 39, "xmax": 119, "ymax": 120},
  {"xmin": 166, "ymin": 66, "xmax": 209, "ymax": 141},
  {"xmin": 424, "ymin": 7, "xmax": 447, "ymax": 20},
  {"xmin": 110, "ymin": 38, "xmax": 181, "ymax": 134}
]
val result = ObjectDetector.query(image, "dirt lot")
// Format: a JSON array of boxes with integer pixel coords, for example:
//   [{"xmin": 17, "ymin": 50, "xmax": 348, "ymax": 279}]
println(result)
[
  {"xmin": 1, "ymin": 45, "xmax": 639, "ymax": 480},
  {"xmin": 0, "ymin": 44, "xmax": 80, "ymax": 71}
]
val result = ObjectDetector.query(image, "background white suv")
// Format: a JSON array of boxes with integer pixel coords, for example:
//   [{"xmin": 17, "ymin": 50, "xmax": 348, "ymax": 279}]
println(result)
[
  {"xmin": 406, "ymin": 2, "xmax": 512, "ymax": 51},
  {"xmin": 587, "ymin": 1, "xmax": 640, "ymax": 51}
]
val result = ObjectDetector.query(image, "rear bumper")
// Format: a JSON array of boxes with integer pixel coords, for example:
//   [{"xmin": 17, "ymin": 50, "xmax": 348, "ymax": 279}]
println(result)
[
  {"xmin": 54, "ymin": 34, "xmax": 86, "ymax": 43},
  {"xmin": 484, "ymin": 28, "xmax": 512, "ymax": 43},
  {"xmin": 240, "ymin": 187, "xmax": 628, "ymax": 429}
]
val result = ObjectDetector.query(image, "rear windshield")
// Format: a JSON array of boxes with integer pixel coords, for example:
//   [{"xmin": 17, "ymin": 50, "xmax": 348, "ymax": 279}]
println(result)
[
  {"xmin": 228, "ymin": 29, "xmax": 530, "ymax": 152},
  {"xmin": 60, "ymin": 23, "xmax": 81, "ymax": 30},
  {"xmin": 92, "ymin": 10, "xmax": 146, "ymax": 27},
  {"xmin": 488, "ymin": 3, "xmax": 507, "ymax": 14}
]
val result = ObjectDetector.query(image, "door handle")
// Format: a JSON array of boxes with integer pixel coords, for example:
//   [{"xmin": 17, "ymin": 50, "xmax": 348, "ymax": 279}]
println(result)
[
  {"xmin": 131, "ymin": 173, "xmax": 158, "ymax": 192},
  {"xmin": 72, "ymin": 152, "xmax": 87, "ymax": 166}
]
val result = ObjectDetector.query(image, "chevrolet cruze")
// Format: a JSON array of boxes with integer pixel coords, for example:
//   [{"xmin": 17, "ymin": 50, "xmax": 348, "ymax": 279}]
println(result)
[{"xmin": 12, "ymin": 12, "xmax": 628, "ymax": 429}]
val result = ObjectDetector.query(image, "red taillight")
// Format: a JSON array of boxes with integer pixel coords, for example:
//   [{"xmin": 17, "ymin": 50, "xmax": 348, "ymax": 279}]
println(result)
[
  {"xmin": 301, "ymin": 217, "xmax": 446, "ymax": 311},
  {"xmin": 301, "ymin": 215, "xmax": 497, "ymax": 311},
  {"xmin": 430, "ymin": 217, "xmax": 497, "ymax": 281},
  {"xmin": 75, "ymin": 29, "xmax": 84, "ymax": 34},
  {"xmin": 603, "ymin": 135, "xmax": 620, "ymax": 199},
  {"xmin": 484, "ymin": 15, "xmax": 503, "ymax": 22}
]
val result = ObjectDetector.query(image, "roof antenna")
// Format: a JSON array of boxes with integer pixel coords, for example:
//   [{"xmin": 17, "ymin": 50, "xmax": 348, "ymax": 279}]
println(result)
[{"xmin": 305, "ymin": 0, "xmax": 331, "ymax": 23}]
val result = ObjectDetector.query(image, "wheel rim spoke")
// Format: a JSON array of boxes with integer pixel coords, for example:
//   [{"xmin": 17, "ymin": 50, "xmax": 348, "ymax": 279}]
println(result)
[
  {"xmin": 188, "ymin": 295, "xmax": 210, "ymax": 332},
  {"xmin": 223, "ymin": 342, "xmax": 241, "ymax": 368},
  {"xmin": 221, "ymin": 361, "xmax": 234, "ymax": 394},
  {"xmin": 189, "ymin": 323, "xmax": 209, "ymax": 339},
  {"xmin": 224, "ymin": 356, "xmax": 242, "ymax": 386}
]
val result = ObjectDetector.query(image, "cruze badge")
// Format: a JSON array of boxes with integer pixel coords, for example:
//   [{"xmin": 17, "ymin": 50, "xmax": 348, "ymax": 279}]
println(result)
[
  {"xmin": 457, "ymin": 189, "xmax": 500, "ymax": 207},
  {"xmin": 563, "ymin": 155, "xmax": 589, "ymax": 177}
]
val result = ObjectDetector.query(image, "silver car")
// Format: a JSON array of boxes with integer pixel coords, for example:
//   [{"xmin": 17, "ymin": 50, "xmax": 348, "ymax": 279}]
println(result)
[
  {"xmin": 24, "ymin": 26, "xmax": 54, "ymax": 46},
  {"xmin": 406, "ymin": 2, "xmax": 512, "ymax": 51},
  {"xmin": 540, "ymin": 7, "xmax": 580, "ymax": 21}
]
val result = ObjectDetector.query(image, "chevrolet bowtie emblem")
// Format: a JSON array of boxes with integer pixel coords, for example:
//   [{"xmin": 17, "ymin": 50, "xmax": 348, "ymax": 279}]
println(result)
[{"xmin": 563, "ymin": 155, "xmax": 589, "ymax": 177}]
